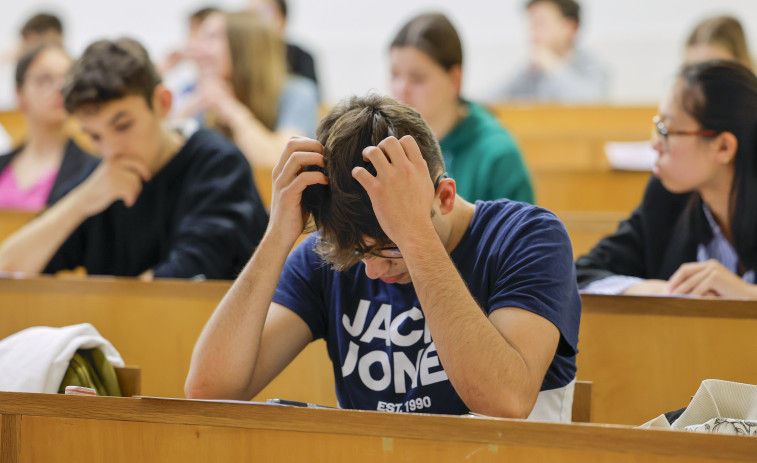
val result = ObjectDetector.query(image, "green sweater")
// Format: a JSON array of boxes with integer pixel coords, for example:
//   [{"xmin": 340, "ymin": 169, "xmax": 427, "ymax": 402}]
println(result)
[{"xmin": 439, "ymin": 102, "xmax": 534, "ymax": 203}]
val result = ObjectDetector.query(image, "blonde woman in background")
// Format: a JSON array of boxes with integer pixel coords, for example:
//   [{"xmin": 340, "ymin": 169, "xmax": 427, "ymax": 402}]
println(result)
[
  {"xmin": 685, "ymin": 16, "xmax": 753, "ymax": 69},
  {"xmin": 184, "ymin": 10, "xmax": 318, "ymax": 168}
]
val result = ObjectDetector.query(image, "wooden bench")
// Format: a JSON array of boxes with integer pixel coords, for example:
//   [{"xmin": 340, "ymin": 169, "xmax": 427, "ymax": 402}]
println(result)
[
  {"xmin": 0, "ymin": 276, "xmax": 336, "ymax": 407},
  {"xmin": 491, "ymin": 105, "xmax": 656, "ymax": 214},
  {"xmin": 2, "ymin": 391, "xmax": 756, "ymax": 462},
  {"xmin": 579, "ymin": 294, "xmax": 757, "ymax": 425}
]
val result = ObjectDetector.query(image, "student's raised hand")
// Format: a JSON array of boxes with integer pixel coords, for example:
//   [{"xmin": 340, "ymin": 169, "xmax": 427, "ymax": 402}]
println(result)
[
  {"xmin": 667, "ymin": 259, "xmax": 757, "ymax": 298},
  {"xmin": 530, "ymin": 45, "xmax": 564, "ymax": 73},
  {"xmin": 76, "ymin": 157, "xmax": 151, "ymax": 216},
  {"xmin": 268, "ymin": 137, "xmax": 328, "ymax": 246},
  {"xmin": 198, "ymin": 77, "xmax": 245, "ymax": 126},
  {"xmin": 352, "ymin": 136, "xmax": 436, "ymax": 247}
]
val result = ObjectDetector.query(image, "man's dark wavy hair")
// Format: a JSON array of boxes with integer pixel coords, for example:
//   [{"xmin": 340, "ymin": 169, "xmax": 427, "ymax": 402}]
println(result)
[
  {"xmin": 62, "ymin": 38, "xmax": 161, "ymax": 113},
  {"xmin": 301, "ymin": 94, "xmax": 445, "ymax": 271}
]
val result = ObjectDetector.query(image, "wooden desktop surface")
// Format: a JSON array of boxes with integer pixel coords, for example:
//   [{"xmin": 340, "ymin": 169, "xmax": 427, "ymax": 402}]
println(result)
[
  {"xmin": 1, "ymin": 391, "xmax": 756, "ymax": 462},
  {"xmin": 2, "ymin": 277, "xmax": 757, "ymax": 427}
]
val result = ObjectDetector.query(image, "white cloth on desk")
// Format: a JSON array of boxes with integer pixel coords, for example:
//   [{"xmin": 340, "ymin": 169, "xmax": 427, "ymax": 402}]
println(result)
[
  {"xmin": 0, "ymin": 323, "xmax": 124, "ymax": 393},
  {"xmin": 528, "ymin": 379, "xmax": 575, "ymax": 422},
  {"xmin": 640, "ymin": 379, "xmax": 757, "ymax": 434}
]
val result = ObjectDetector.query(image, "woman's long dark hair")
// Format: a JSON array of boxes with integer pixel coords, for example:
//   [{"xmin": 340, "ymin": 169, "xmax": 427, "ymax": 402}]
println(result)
[{"xmin": 679, "ymin": 60, "xmax": 757, "ymax": 269}]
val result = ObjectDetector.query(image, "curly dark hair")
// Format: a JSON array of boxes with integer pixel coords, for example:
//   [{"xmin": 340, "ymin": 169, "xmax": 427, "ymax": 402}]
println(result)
[
  {"xmin": 62, "ymin": 38, "xmax": 161, "ymax": 113},
  {"xmin": 301, "ymin": 94, "xmax": 445, "ymax": 271}
]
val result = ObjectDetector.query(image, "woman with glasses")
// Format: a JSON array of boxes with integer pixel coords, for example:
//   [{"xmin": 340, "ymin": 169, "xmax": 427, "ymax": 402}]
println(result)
[
  {"xmin": 389, "ymin": 13, "xmax": 533, "ymax": 203},
  {"xmin": 576, "ymin": 60, "xmax": 757, "ymax": 298},
  {"xmin": 0, "ymin": 43, "xmax": 96, "ymax": 211}
]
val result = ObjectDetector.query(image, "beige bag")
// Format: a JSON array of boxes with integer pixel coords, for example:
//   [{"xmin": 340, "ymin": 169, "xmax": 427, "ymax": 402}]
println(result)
[{"xmin": 640, "ymin": 379, "xmax": 757, "ymax": 435}]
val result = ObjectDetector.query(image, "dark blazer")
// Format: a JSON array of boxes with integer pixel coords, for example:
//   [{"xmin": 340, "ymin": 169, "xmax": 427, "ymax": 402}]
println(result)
[
  {"xmin": 0, "ymin": 140, "xmax": 99, "ymax": 207},
  {"xmin": 575, "ymin": 176, "xmax": 713, "ymax": 287}
]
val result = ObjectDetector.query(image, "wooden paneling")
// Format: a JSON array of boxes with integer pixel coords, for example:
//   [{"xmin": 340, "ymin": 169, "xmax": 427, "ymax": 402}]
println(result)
[
  {"xmin": 557, "ymin": 211, "xmax": 626, "ymax": 257},
  {"xmin": 0, "ymin": 276, "xmax": 338, "ymax": 407},
  {"xmin": 579, "ymin": 295, "xmax": 757, "ymax": 425},
  {"xmin": 1, "ymin": 392, "xmax": 756, "ymax": 462}
]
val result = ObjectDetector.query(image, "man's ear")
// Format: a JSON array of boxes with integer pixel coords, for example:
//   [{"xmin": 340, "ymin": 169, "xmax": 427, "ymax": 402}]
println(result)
[
  {"xmin": 152, "ymin": 84, "xmax": 173, "ymax": 119},
  {"xmin": 714, "ymin": 131, "xmax": 738, "ymax": 165},
  {"xmin": 437, "ymin": 176, "xmax": 457, "ymax": 215}
]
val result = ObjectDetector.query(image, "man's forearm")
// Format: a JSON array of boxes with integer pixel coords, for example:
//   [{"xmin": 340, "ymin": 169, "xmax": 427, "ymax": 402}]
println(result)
[
  {"xmin": 184, "ymin": 231, "xmax": 293, "ymax": 400},
  {"xmin": 0, "ymin": 189, "xmax": 90, "ymax": 273},
  {"xmin": 400, "ymin": 235, "xmax": 537, "ymax": 418}
]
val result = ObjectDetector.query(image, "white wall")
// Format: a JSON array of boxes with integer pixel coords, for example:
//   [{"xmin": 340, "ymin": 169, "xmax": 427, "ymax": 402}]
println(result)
[{"xmin": 2, "ymin": 0, "xmax": 756, "ymax": 105}]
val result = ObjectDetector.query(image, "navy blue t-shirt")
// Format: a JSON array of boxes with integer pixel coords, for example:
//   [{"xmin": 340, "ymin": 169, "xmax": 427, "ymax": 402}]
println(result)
[{"xmin": 273, "ymin": 199, "xmax": 581, "ymax": 415}]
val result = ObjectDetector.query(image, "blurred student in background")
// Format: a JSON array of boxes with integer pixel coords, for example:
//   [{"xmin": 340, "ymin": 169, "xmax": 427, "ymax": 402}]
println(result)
[
  {"xmin": 0, "ymin": 12, "xmax": 67, "ymax": 151},
  {"xmin": 182, "ymin": 10, "xmax": 318, "ymax": 168},
  {"xmin": 161, "ymin": 6, "xmax": 220, "ymax": 120},
  {"xmin": 390, "ymin": 13, "xmax": 533, "ymax": 203},
  {"xmin": 0, "ymin": 43, "xmax": 96, "ymax": 211},
  {"xmin": 0, "ymin": 38, "xmax": 268, "ymax": 280},
  {"xmin": 494, "ymin": 0, "xmax": 608, "ymax": 103},
  {"xmin": 684, "ymin": 16, "xmax": 753, "ymax": 70},
  {"xmin": 577, "ymin": 61, "xmax": 757, "ymax": 298},
  {"xmin": 249, "ymin": 0, "xmax": 319, "ymax": 94}
]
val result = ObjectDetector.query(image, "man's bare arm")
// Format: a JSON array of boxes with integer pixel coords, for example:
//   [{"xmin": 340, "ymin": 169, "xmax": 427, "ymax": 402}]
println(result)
[
  {"xmin": 184, "ymin": 233, "xmax": 313, "ymax": 400},
  {"xmin": 185, "ymin": 137, "xmax": 328, "ymax": 399},
  {"xmin": 403, "ymin": 234, "xmax": 559, "ymax": 418}
]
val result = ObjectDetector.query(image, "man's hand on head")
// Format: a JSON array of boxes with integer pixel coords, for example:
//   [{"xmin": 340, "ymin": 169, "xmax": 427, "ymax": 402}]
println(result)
[
  {"xmin": 351, "ymin": 135, "xmax": 436, "ymax": 247},
  {"xmin": 268, "ymin": 137, "xmax": 328, "ymax": 247},
  {"xmin": 76, "ymin": 157, "xmax": 151, "ymax": 217}
]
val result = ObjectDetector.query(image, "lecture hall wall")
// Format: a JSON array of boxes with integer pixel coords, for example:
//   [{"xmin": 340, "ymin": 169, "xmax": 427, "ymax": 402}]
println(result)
[{"xmin": 2, "ymin": 0, "xmax": 756, "ymax": 105}]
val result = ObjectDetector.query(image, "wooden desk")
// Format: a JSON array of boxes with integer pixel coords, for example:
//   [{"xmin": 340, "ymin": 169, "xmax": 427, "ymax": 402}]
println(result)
[
  {"xmin": 0, "ymin": 210, "xmax": 35, "ymax": 242},
  {"xmin": 8, "ymin": 281, "xmax": 754, "ymax": 428},
  {"xmin": 579, "ymin": 295, "xmax": 757, "ymax": 425},
  {"xmin": 556, "ymin": 211, "xmax": 625, "ymax": 258},
  {"xmin": 0, "ymin": 276, "xmax": 338, "ymax": 407},
  {"xmin": 2, "ymin": 392, "xmax": 756, "ymax": 462},
  {"xmin": 491, "ymin": 104, "xmax": 656, "ymax": 214}
]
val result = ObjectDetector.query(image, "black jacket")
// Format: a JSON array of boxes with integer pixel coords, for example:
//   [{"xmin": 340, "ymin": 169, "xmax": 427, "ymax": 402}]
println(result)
[
  {"xmin": 0, "ymin": 140, "xmax": 99, "ymax": 207},
  {"xmin": 575, "ymin": 176, "xmax": 713, "ymax": 287},
  {"xmin": 44, "ymin": 129, "xmax": 268, "ymax": 280}
]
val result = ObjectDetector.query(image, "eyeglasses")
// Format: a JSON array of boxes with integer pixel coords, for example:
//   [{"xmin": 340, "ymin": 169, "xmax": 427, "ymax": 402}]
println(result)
[
  {"xmin": 652, "ymin": 115, "xmax": 719, "ymax": 151},
  {"xmin": 24, "ymin": 73, "xmax": 66, "ymax": 90},
  {"xmin": 356, "ymin": 246, "xmax": 403, "ymax": 260}
]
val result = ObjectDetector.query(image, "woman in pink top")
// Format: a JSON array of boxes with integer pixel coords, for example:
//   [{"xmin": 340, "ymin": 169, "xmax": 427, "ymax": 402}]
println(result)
[{"xmin": 0, "ymin": 43, "xmax": 96, "ymax": 211}]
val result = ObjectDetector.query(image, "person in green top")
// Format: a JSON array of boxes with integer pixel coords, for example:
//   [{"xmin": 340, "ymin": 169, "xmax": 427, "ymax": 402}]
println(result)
[{"xmin": 389, "ymin": 12, "xmax": 534, "ymax": 203}]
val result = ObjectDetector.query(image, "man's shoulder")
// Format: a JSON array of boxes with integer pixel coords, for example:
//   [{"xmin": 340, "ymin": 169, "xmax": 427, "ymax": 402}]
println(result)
[
  {"xmin": 176, "ymin": 128, "xmax": 251, "ymax": 172},
  {"xmin": 466, "ymin": 200, "xmax": 568, "ymax": 252},
  {"xmin": 475, "ymin": 199, "xmax": 559, "ymax": 228}
]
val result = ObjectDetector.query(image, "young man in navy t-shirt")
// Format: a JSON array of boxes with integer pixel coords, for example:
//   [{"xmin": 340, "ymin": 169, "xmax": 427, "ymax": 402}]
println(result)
[{"xmin": 186, "ymin": 94, "xmax": 581, "ymax": 421}]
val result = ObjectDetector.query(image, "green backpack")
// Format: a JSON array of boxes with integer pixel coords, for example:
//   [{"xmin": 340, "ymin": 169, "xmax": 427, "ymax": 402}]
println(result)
[{"xmin": 57, "ymin": 348, "xmax": 122, "ymax": 396}]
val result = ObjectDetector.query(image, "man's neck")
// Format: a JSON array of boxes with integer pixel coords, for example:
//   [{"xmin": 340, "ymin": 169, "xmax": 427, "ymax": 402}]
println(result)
[
  {"xmin": 443, "ymin": 196, "xmax": 477, "ymax": 254},
  {"xmin": 149, "ymin": 126, "xmax": 185, "ymax": 176}
]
